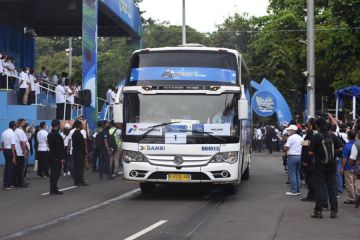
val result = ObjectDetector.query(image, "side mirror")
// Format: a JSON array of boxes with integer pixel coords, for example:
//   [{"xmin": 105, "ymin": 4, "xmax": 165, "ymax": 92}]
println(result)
[
  {"xmin": 113, "ymin": 103, "xmax": 123, "ymax": 124},
  {"xmin": 238, "ymin": 99, "xmax": 249, "ymax": 120}
]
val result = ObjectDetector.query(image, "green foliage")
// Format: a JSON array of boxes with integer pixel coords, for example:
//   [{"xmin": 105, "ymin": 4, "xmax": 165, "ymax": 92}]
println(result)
[{"xmin": 34, "ymin": 0, "xmax": 360, "ymax": 114}]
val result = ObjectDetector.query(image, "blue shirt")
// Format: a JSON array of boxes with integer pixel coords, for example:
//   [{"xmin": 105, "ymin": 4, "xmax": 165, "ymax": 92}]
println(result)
[{"xmin": 342, "ymin": 140, "xmax": 356, "ymax": 170}]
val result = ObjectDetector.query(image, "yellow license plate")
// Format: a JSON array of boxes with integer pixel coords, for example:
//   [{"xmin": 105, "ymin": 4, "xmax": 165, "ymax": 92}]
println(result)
[{"xmin": 167, "ymin": 174, "xmax": 191, "ymax": 181}]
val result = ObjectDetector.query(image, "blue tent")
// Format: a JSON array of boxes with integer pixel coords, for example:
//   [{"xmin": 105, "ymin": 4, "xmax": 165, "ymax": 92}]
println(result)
[
  {"xmin": 335, "ymin": 86, "xmax": 360, "ymax": 120},
  {"xmin": 335, "ymin": 86, "xmax": 360, "ymax": 98}
]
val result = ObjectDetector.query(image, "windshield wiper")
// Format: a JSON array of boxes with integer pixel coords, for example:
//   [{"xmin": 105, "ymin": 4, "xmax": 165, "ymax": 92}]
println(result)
[
  {"xmin": 181, "ymin": 130, "xmax": 228, "ymax": 143},
  {"xmin": 137, "ymin": 121, "xmax": 180, "ymax": 142}
]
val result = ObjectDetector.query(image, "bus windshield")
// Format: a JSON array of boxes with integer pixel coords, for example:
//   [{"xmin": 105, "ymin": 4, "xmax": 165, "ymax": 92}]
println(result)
[
  {"xmin": 127, "ymin": 51, "xmax": 238, "ymax": 86},
  {"xmin": 123, "ymin": 93, "xmax": 240, "ymax": 144}
]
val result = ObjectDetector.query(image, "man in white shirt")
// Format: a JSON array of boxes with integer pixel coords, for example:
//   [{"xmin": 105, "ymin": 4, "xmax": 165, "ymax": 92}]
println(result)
[
  {"xmin": 18, "ymin": 67, "xmax": 30, "ymax": 105},
  {"xmin": 28, "ymin": 69, "xmax": 38, "ymax": 105},
  {"xmin": 64, "ymin": 79, "xmax": 74, "ymax": 120},
  {"xmin": 106, "ymin": 85, "xmax": 116, "ymax": 119},
  {"xmin": 55, "ymin": 79, "xmax": 66, "ymax": 120},
  {"xmin": 37, "ymin": 121, "xmax": 49, "ymax": 178},
  {"xmin": 1, "ymin": 121, "xmax": 17, "ymax": 189},
  {"xmin": 14, "ymin": 119, "xmax": 29, "ymax": 187},
  {"xmin": 0, "ymin": 53, "xmax": 5, "ymax": 89},
  {"xmin": 284, "ymin": 125, "xmax": 303, "ymax": 196},
  {"xmin": 255, "ymin": 127, "xmax": 263, "ymax": 152}
]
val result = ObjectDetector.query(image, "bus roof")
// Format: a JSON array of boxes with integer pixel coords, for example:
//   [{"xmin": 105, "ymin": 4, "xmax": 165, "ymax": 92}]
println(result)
[{"xmin": 133, "ymin": 46, "xmax": 241, "ymax": 58}]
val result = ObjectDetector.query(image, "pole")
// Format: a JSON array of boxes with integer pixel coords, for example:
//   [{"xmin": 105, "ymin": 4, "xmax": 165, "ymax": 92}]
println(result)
[
  {"xmin": 335, "ymin": 97, "xmax": 339, "ymax": 120},
  {"xmin": 182, "ymin": 0, "xmax": 186, "ymax": 45},
  {"xmin": 307, "ymin": 0, "xmax": 315, "ymax": 117},
  {"xmin": 69, "ymin": 37, "xmax": 73, "ymax": 77},
  {"xmin": 353, "ymin": 96, "xmax": 356, "ymax": 120}
]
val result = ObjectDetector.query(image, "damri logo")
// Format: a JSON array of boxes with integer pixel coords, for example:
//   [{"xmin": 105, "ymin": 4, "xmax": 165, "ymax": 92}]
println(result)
[
  {"xmin": 128, "ymin": 125, "xmax": 138, "ymax": 133},
  {"xmin": 140, "ymin": 145, "xmax": 166, "ymax": 151}
]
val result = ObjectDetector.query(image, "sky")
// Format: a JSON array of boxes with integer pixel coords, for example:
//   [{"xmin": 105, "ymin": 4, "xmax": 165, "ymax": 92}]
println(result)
[{"xmin": 139, "ymin": 0, "xmax": 270, "ymax": 33}]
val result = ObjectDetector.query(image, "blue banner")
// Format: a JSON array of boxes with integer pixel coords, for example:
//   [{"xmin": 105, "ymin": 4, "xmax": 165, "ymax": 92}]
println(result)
[
  {"xmin": 251, "ymin": 79, "xmax": 292, "ymax": 125},
  {"xmin": 252, "ymin": 91, "xmax": 277, "ymax": 117},
  {"xmin": 82, "ymin": 0, "xmax": 98, "ymax": 129},
  {"xmin": 100, "ymin": 0, "xmax": 142, "ymax": 36},
  {"xmin": 130, "ymin": 67, "xmax": 236, "ymax": 83}
]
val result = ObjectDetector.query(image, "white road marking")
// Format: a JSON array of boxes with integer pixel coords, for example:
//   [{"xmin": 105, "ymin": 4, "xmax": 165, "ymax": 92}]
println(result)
[
  {"xmin": 40, "ymin": 186, "xmax": 78, "ymax": 196},
  {"xmin": 124, "ymin": 220, "xmax": 168, "ymax": 240},
  {"xmin": 0, "ymin": 188, "xmax": 141, "ymax": 240}
]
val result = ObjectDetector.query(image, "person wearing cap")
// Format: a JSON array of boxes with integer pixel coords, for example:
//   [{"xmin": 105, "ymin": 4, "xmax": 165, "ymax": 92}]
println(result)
[{"xmin": 284, "ymin": 124, "xmax": 303, "ymax": 196}]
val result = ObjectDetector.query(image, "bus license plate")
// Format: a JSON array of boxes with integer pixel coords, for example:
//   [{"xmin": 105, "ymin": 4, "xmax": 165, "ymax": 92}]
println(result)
[{"xmin": 167, "ymin": 174, "xmax": 191, "ymax": 182}]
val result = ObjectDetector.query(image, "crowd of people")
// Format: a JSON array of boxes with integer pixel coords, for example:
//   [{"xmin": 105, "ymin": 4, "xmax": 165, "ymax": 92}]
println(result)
[
  {"xmin": 1, "ymin": 52, "xmax": 82, "ymax": 116},
  {"xmin": 1, "ymin": 117, "xmax": 122, "ymax": 195},
  {"xmin": 255, "ymin": 113, "xmax": 360, "ymax": 219}
]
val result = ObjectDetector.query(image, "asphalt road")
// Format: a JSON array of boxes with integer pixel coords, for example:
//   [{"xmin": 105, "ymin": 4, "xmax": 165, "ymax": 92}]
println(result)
[{"xmin": 0, "ymin": 152, "xmax": 359, "ymax": 240}]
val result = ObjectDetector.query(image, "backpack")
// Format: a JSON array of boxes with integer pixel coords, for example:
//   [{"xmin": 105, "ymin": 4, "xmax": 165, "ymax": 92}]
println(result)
[
  {"xmin": 107, "ymin": 129, "xmax": 117, "ymax": 151},
  {"xmin": 318, "ymin": 132, "xmax": 335, "ymax": 165},
  {"xmin": 94, "ymin": 131, "xmax": 104, "ymax": 149}
]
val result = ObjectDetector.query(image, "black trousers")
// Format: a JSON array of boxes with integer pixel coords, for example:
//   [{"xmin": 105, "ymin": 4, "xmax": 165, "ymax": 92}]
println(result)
[
  {"xmin": 303, "ymin": 164, "xmax": 315, "ymax": 199},
  {"xmin": 3, "ymin": 150, "xmax": 15, "ymax": 188},
  {"xmin": 38, "ymin": 151, "xmax": 49, "ymax": 177},
  {"xmin": 15, "ymin": 156, "xmax": 25, "ymax": 186},
  {"xmin": 50, "ymin": 159, "xmax": 61, "ymax": 193},
  {"xmin": 65, "ymin": 101, "xmax": 71, "ymax": 120},
  {"xmin": 314, "ymin": 167, "xmax": 338, "ymax": 213},
  {"xmin": 18, "ymin": 88, "xmax": 26, "ymax": 105},
  {"xmin": 56, "ymin": 103, "xmax": 65, "ymax": 120},
  {"xmin": 92, "ymin": 148, "xmax": 100, "ymax": 171},
  {"xmin": 73, "ymin": 152, "xmax": 85, "ymax": 185},
  {"xmin": 256, "ymin": 139, "xmax": 262, "ymax": 152},
  {"xmin": 0, "ymin": 74, "xmax": 6, "ymax": 89},
  {"xmin": 28, "ymin": 91, "xmax": 35, "ymax": 105}
]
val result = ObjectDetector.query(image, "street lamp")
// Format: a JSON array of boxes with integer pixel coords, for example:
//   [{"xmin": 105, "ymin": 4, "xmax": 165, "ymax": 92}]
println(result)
[{"xmin": 182, "ymin": 0, "xmax": 186, "ymax": 45}]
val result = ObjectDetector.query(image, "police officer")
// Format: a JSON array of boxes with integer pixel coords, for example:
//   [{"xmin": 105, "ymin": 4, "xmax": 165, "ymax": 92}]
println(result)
[{"xmin": 47, "ymin": 119, "xmax": 66, "ymax": 195}]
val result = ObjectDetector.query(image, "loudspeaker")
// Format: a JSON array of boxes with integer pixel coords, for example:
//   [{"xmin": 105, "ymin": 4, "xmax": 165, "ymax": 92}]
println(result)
[{"xmin": 78, "ymin": 90, "xmax": 91, "ymax": 107}]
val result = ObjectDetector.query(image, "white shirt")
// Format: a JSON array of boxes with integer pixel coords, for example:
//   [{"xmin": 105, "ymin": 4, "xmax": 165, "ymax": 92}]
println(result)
[
  {"xmin": 109, "ymin": 91, "xmax": 116, "ymax": 105},
  {"xmin": 1, "ymin": 128, "xmax": 16, "ymax": 149},
  {"xmin": 35, "ymin": 81, "xmax": 41, "ymax": 95},
  {"xmin": 55, "ymin": 85, "xmax": 66, "ymax": 104},
  {"xmin": 52, "ymin": 74, "xmax": 58, "ymax": 85},
  {"xmin": 19, "ymin": 71, "xmax": 29, "ymax": 89},
  {"xmin": 14, "ymin": 128, "xmax": 28, "ymax": 156},
  {"xmin": 0, "ymin": 59, "xmax": 4, "ymax": 73},
  {"xmin": 29, "ymin": 74, "xmax": 36, "ymax": 91},
  {"xmin": 37, "ymin": 129, "xmax": 49, "ymax": 152},
  {"xmin": 64, "ymin": 86, "xmax": 74, "ymax": 103},
  {"xmin": 67, "ymin": 128, "xmax": 87, "ymax": 155},
  {"xmin": 285, "ymin": 133, "xmax": 303, "ymax": 155},
  {"xmin": 350, "ymin": 144, "xmax": 358, "ymax": 160},
  {"xmin": 106, "ymin": 89, "xmax": 114, "ymax": 104},
  {"xmin": 256, "ymin": 129, "xmax": 263, "ymax": 140}
]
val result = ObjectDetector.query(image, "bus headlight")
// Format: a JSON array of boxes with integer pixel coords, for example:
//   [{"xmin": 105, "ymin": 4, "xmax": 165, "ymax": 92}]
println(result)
[
  {"xmin": 123, "ymin": 151, "xmax": 146, "ymax": 163},
  {"xmin": 210, "ymin": 152, "xmax": 238, "ymax": 164}
]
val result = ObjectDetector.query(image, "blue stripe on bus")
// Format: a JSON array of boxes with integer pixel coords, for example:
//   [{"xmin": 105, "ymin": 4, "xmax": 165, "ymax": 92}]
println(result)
[{"xmin": 130, "ymin": 67, "xmax": 236, "ymax": 83}]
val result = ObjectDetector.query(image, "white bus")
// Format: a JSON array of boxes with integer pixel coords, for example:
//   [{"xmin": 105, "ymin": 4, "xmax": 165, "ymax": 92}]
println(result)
[{"xmin": 114, "ymin": 45, "xmax": 252, "ymax": 194}]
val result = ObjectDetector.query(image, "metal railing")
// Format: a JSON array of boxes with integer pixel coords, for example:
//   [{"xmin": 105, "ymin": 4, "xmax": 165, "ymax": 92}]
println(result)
[{"xmin": 1, "ymin": 71, "xmax": 83, "ymax": 120}]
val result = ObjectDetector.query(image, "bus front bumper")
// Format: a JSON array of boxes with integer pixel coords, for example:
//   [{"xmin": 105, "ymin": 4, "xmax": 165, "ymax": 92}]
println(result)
[{"xmin": 123, "ymin": 162, "xmax": 240, "ymax": 184}]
